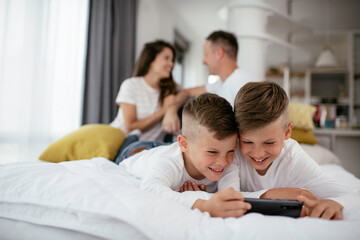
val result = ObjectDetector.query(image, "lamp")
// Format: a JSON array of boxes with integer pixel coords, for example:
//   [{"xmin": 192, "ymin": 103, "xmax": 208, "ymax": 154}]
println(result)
[
  {"xmin": 315, "ymin": 46, "xmax": 338, "ymax": 68},
  {"xmin": 314, "ymin": 0, "xmax": 338, "ymax": 68}
]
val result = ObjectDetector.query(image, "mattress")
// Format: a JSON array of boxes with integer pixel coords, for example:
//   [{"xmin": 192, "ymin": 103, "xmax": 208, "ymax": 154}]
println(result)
[{"xmin": 0, "ymin": 158, "xmax": 359, "ymax": 240}]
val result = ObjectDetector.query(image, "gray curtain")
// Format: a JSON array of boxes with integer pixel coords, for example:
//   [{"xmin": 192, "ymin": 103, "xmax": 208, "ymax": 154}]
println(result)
[{"xmin": 82, "ymin": 0, "xmax": 136, "ymax": 124}]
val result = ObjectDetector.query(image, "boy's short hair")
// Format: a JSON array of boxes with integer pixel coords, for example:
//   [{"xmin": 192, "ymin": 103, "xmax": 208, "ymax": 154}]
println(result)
[
  {"xmin": 182, "ymin": 93, "xmax": 238, "ymax": 141},
  {"xmin": 206, "ymin": 30, "xmax": 238, "ymax": 61},
  {"xmin": 234, "ymin": 82, "xmax": 289, "ymax": 134}
]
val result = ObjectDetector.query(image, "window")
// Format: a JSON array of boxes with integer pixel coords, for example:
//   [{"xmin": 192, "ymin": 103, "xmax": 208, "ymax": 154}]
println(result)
[
  {"xmin": 0, "ymin": 0, "xmax": 89, "ymax": 163},
  {"xmin": 173, "ymin": 30, "xmax": 189, "ymax": 87}
]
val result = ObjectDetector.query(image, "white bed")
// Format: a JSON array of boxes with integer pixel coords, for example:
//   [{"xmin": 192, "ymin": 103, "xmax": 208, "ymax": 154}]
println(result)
[{"xmin": 0, "ymin": 144, "xmax": 360, "ymax": 240}]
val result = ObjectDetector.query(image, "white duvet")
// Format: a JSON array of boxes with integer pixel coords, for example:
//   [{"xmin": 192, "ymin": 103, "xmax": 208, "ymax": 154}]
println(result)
[{"xmin": 0, "ymin": 158, "xmax": 360, "ymax": 240}]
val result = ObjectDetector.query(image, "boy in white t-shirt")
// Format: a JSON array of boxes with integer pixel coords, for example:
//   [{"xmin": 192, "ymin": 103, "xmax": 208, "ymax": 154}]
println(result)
[
  {"xmin": 233, "ymin": 81, "xmax": 354, "ymax": 220},
  {"xmin": 121, "ymin": 93, "xmax": 251, "ymax": 218}
]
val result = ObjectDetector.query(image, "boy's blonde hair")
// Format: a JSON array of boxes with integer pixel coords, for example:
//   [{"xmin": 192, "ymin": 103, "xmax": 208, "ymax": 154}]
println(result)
[
  {"xmin": 182, "ymin": 93, "xmax": 238, "ymax": 141},
  {"xmin": 234, "ymin": 82, "xmax": 289, "ymax": 135}
]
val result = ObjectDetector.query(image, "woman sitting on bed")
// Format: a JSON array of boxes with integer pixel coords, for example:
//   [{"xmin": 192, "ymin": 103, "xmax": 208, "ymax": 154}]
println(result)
[{"xmin": 110, "ymin": 40, "xmax": 183, "ymax": 156}]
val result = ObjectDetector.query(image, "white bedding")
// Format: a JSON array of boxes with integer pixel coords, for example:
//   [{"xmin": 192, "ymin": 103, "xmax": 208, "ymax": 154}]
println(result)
[{"xmin": 0, "ymin": 158, "xmax": 360, "ymax": 240}]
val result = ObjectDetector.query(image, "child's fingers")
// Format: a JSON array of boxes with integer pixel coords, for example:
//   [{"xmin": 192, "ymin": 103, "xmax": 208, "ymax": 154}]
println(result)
[
  {"xmin": 300, "ymin": 189, "xmax": 318, "ymax": 201},
  {"xmin": 219, "ymin": 187, "xmax": 244, "ymax": 201},
  {"xmin": 191, "ymin": 182, "xmax": 200, "ymax": 191},
  {"xmin": 182, "ymin": 181, "xmax": 190, "ymax": 191},
  {"xmin": 186, "ymin": 181, "xmax": 194, "ymax": 191},
  {"xmin": 321, "ymin": 208, "xmax": 336, "ymax": 220},
  {"xmin": 297, "ymin": 195, "xmax": 316, "ymax": 208},
  {"xmin": 223, "ymin": 200, "xmax": 251, "ymax": 212},
  {"xmin": 180, "ymin": 182, "xmax": 205, "ymax": 191},
  {"xmin": 309, "ymin": 204, "xmax": 327, "ymax": 218},
  {"xmin": 332, "ymin": 211, "xmax": 343, "ymax": 220},
  {"xmin": 300, "ymin": 206, "xmax": 307, "ymax": 217}
]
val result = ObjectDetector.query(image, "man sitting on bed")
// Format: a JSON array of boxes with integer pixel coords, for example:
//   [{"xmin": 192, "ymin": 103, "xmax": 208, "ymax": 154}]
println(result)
[{"xmin": 120, "ymin": 93, "xmax": 251, "ymax": 218}]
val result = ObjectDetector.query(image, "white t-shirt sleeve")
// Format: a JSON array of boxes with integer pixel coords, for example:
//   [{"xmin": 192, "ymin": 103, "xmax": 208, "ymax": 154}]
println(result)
[
  {"xmin": 140, "ymin": 157, "xmax": 202, "ymax": 209},
  {"xmin": 218, "ymin": 163, "xmax": 240, "ymax": 191},
  {"xmin": 289, "ymin": 144, "xmax": 352, "ymax": 199},
  {"xmin": 288, "ymin": 144, "xmax": 356, "ymax": 208},
  {"xmin": 116, "ymin": 79, "xmax": 136, "ymax": 105}
]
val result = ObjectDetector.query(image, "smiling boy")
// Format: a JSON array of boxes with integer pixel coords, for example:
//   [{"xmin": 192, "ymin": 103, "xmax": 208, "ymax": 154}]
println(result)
[
  {"xmin": 121, "ymin": 93, "xmax": 250, "ymax": 218},
  {"xmin": 233, "ymin": 81, "xmax": 353, "ymax": 220}
]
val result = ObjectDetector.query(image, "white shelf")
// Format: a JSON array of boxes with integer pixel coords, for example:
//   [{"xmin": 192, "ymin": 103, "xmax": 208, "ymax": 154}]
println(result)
[
  {"xmin": 220, "ymin": 0, "xmax": 311, "ymax": 33},
  {"xmin": 236, "ymin": 33, "xmax": 304, "ymax": 52},
  {"xmin": 218, "ymin": 0, "xmax": 310, "ymax": 52}
]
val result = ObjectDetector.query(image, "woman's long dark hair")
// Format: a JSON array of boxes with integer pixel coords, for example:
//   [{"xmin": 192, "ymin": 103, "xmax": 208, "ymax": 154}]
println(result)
[{"xmin": 133, "ymin": 40, "xmax": 177, "ymax": 105}]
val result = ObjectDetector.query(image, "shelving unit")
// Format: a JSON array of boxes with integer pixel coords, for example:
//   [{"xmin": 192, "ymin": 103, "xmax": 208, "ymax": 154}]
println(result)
[
  {"xmin": 353, "ymin": 34, "xmax": 360, "ymax": 128},
  {"xmin": 267, "ymin": 33, "xmax": 359, "ymax": 129}
]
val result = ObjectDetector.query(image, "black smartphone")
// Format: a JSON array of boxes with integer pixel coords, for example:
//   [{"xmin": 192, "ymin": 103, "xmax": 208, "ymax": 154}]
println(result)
[{"xmin": 244, "ymin": 198, "xmax": 303, "ymax": 218}]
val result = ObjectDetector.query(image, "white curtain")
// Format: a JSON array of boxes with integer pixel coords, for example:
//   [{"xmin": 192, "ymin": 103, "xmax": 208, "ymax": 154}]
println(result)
[{"xmin": 0, "ymin": 0, "xmax": 89, "ymax": 163}]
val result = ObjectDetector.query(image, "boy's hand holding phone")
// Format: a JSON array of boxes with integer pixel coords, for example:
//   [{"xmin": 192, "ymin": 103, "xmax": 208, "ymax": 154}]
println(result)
[
  {"xmin": 297, "ymin": 195, "xmax": 343, "ymax": 220},
  {"xmin": 192, "ymin": 187, "xmax": 251, "ymax": 218}
]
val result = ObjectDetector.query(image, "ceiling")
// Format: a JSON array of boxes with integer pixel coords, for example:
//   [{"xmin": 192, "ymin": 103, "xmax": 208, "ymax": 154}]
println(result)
[{"xmin": 164, "ymin": 0, "xmax": 360, "ymax": 40}]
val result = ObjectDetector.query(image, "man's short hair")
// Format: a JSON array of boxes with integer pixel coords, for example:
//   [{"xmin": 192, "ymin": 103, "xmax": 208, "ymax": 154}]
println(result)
[
  {"xmin": 182, "ymin": 93, "xmax": 238, "ymax": 141},
  {"xmin": 234, "ymin": 82, "xmax": 289, "ymax": 135},
  {"xmin": 206, "ymin": 30, "xmax": 238, "ymax": 60}
]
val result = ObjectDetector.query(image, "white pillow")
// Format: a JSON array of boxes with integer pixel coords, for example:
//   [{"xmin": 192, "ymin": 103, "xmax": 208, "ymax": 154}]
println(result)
[{"xmin": 300, "ymin": 143, "xmax": 341, "ymax": 165}]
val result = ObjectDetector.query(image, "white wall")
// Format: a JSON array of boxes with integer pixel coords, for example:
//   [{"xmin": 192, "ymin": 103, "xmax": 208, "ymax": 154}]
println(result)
[
  {"xmin": 136, "ymin": 0, "xmax": 173, "ymax": 58},
  {"xmin": 136, "ymin": 0, "xmax": 207, "ymax": 87}
]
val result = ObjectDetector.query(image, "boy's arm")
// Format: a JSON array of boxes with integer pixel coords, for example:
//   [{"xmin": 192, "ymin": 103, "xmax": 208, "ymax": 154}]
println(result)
[
  {"xmin": 140, "ymin": 158, "xmax": 208, "ymax": 209},
  {"xmin": 291, "ymin": 143, "xmax": 353, "ymax": 200},
  {"xmin": 257, "ymin": 142, "xmax": 355, "ymax": 219},
  {"xmin": 162, "ymin": 86, "xmax": 206, "ymax": 134},
  {"xmin": 260, "ymin": 187, "xmax": 318, "ymax": 201},
  {"xmin": 269, "ymin": 142, "xmax": 354, "ymax": 209},
  {"xmin": 192, "ymin": 187, "xmax": 251, "ymax": 218},
  {"xmin": 141, "ymin": 158, "xmax": 251, "ymax": 218}
]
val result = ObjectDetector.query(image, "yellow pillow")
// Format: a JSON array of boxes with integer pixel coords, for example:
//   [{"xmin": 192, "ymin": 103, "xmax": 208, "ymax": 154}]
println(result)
[
  {"xmin": 290, "ymin": 128, "xmax": 318, "ymax": 145},
  {"xmin": 39, "ymin": 124, "xmax": 125, "ymax": 162},
  {"xmin": 289, "ymin": 102, "xmax": 316, "ymax": 130}
]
